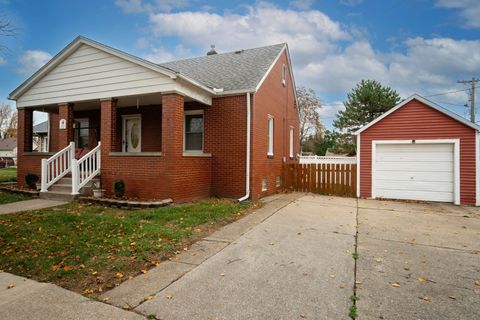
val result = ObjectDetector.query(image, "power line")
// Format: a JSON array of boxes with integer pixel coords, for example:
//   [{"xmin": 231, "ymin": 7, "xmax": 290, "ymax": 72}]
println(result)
[{"xmin": 424, "ymin": 87, "xmax": 474, "ymax": 98}]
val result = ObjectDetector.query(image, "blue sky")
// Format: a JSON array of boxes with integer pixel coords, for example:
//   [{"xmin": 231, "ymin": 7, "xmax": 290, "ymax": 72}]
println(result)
[{"xmin": 1, "ymin": 0, "xmax": 479, "ymax": 128}]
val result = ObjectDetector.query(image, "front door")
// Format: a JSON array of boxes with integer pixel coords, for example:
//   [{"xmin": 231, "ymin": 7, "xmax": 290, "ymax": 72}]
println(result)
[
  {"xmin": 74, "ymin": 119, "xmax": 89, "ymax": 148},
  {"xmin": 122, "ymin": 115, "xmax": 141, "ymax": 152}
]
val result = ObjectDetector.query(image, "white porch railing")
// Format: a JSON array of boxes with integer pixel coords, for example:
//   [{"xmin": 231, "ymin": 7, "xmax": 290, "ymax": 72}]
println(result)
[
  {"xmin": 299, "ymin": 155, "xmax": 357, "ymax": 164},
  {"xmin": 41, "ymin": 142, "xmax": 75, "ymax": 192},
  {"xmin": 72, "ymin": 142, "xmax": 101, "ymax": 194},
  {"xmin": 41, "ymin": 142, "xmax": 101, "ymax": 194}
]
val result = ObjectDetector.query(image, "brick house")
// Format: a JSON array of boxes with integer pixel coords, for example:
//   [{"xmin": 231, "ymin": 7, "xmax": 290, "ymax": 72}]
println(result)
[{"xmin": 9, "ymin": 36, "xmax": 299, "ymax": 202}]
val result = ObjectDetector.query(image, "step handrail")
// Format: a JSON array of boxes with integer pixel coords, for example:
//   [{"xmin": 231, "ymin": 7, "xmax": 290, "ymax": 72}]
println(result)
[
  {"xmin": 40, "ymin": 142, "xmax": 75, "ymax": 192},
  {"xmin": 72, "ymin": 142, "xmax": 101, "ymax": 194}
]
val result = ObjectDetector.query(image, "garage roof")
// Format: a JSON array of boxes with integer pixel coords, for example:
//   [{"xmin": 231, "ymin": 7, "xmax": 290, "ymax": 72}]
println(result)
[{"xmin": 354, "ymin": 94, "xmax": 480, "ymax": 135}]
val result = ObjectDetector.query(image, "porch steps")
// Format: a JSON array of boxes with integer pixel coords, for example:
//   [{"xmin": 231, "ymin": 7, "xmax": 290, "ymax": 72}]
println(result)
[{"xmin": 40, "ymin": 176, "xmax": 100, "ymax": 202}]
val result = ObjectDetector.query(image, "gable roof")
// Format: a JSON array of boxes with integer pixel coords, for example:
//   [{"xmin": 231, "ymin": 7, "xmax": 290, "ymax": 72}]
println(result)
[
  {"xmin": 33, "ymin": 121, "xmax": 48, "ymax": 134},
  {"xmin": 9, "ymin": 36, "xmax": 293, "ymax": 101},
  {"xmin": 0, "ymin": 138, "xmax": 17, "ymax": 151},
  {"xmin": 160, "ymin": 43, "xmax": 286, "ymax": 92},
  {"xmin": 354, "ymin": 94, "xmax": 480, "ymax": 135}
]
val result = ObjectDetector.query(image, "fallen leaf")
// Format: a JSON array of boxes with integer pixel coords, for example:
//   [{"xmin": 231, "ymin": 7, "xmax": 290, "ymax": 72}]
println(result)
[
  {"xmin": 475, "ymin": 280, "xmax": 480, "ymax": 286},
  {"xmin": 374, "ymin": 257, "xmax": 383, "ymax": 263},
  {"xmin": 391, "ymin": 282, "xmax": 401, "ymax": 288},
  {"xmin": 115, "ymin": 272, "xmax": 124, "ymax": 278},
  {"xmin": 418, "ymin": 277, "xmax": 427, "ymax": 284},
  {"xmin": 339, "ymin": 283, "xmax": 346, "ymax": 288},
  {"xmin": 6, "ymin": 284, "xmax": 14, "ymax": 289},
  {"xmin": 63, "ymin": 265, "xmax": 73, "ymax": 271},
  {"xmin": 122, "ymin": 303, "xmax": 131, "ymax": 310},
  {"xmin": 403, "ymin": 267, "xmax": 410, "ymax": 271},
  {"xmin": 269, "ymin": 242, "xmax": 274, "ymax": 246},
  {"xmin": 448, "ymin": 296, "xmax": 456, "ymax": 300},
  {"xmin": 146, "ymin": 295, "xmax": 155, "ymax": 300},
  {"xmin": 329, "ymin": 274, "xmax": 336, "ymax": 278},
  {"xmin": 220, "ymin": 272, "xmax": 225, "ymax": 277},
  {"xmin": 300, "ymin": 313, "xmax": 306, "ymax": 318},
  {"xmin": 79, "ymin": 264, "xmax": 86, "ymax": 269},
  {"xmin": 421, "ymin": 295, "xmax": 431, "ymax": 302},
  {"xmin": 91, "ymin": 271, "xmax": 98, "ymax": 276},
  {"xmin": 102, "ymin": 297, "xmax": 110, "ymax": 302},
  {"xmin": 141, "ymin": 269, "xmax": 148, "ymax": 274},
  {"xmin": 165, "ymin": 294, "xmax": 173, "ymax": 300}
]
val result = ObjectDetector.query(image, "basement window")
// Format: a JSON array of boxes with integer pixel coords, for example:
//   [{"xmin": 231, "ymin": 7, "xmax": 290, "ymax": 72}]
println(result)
[{"xmin": 262, "ymin": 178, "xmax": 268, "ymax": 192}]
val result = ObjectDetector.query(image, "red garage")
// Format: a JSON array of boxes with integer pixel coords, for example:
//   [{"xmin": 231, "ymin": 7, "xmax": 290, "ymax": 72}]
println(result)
[{"xmin": 355, "ymin": 94, "xmax": 480, "ymax": 206}]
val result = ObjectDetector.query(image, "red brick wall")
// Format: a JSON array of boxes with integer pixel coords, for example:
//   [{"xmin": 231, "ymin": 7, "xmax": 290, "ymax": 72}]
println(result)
[
  {"xmin": 359, "ymin": 99, "xmax": 476, "ymax": 205},
  {"xmin": 250, "ymin": 50, "xmax": 300, "ymax": 199},
  {"xmin": 208, "ymin": 95, "xmax": 247, "ymax": 198},
  {"xmin": 49, "ymin": 112, "xmax": 59, "ymax": 152},
  {"xmin": 58, "ymin": 103, "xmax": 73, "ymax": 149}
]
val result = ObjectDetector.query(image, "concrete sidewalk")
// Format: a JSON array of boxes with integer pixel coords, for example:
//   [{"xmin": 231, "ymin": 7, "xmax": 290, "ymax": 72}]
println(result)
[
  {"xmin": 133, "ymin": 194, "xmax": 357, "ymax": 319},
  {"xmin": 0, "ymin": 199, "xmax": 67, "ymax": 215},
  {"xmin": 0, "ymin": 272, "xmax": 144, "ymax": 320}
]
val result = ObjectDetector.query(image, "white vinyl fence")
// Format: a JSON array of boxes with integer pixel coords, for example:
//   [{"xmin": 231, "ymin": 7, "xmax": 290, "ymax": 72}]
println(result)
[{"xmin": 299, "ymin": 155, "xmax": 357, "ymax": 164}]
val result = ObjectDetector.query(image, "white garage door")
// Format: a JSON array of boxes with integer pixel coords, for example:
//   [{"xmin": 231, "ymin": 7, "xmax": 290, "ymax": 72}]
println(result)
[{"xmin": 373, "ymin": 143, "xmax": 455, "ymax": 203}]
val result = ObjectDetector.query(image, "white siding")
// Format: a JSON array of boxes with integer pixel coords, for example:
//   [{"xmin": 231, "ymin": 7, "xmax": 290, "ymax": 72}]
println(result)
[
  {"xmin": 17, "ymin": 44, "xmax": 178, "ymax": 107},
  {"xmin": 373, "ymin": 143, "xmax": 454, "ymax": 203}
]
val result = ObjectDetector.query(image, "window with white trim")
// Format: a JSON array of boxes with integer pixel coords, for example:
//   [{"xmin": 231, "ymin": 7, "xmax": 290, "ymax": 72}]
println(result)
[
  {"xmin": 282, "ymin": 64, "xmax": 286, "ymax": 86},
  {"xmin": 184, "ymin": 110, "xmax": 204, "ymax": 152},
  {"xmin": 289, "ymin": 126, "xmax": 294, "ymax": 158},
  {"xmin": 267, "ymin": 115, "xmax": 274, "ymax": 156}
]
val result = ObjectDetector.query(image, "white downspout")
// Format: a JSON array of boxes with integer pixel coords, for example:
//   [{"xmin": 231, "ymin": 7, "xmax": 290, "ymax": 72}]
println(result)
[{"xmin": 238, "ymin": 92, "xmax": 251, "ymax": 202}]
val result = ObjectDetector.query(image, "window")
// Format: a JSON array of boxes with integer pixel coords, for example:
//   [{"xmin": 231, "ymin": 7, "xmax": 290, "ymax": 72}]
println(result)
[
  {"xmin": 276, "ymin": 176, "xmax": 281, "ymax": 188},
  {"xmin": 282, "ymin": 64, "xmax": 286, "ymax": 86},
  {"xmin": 289, "ymin": 127, "xmax": 294, "ymax": 158},
  {"xmin": 184, "ymin": 110, "xmax": 204, "ymax": 152},
  {"xmin": 267, "ymin": 115, "xmax": 274, "ymax": 156},
  {"xmin": 262, "ymin": 178, "xmax": 268, "ymax": 191},
  {"xmin": 74, "ymin": 119, "xmax": 89, "ymax": 149}
]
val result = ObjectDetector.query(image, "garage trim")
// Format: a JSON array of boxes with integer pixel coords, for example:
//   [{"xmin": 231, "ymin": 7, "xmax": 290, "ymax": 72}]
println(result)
[
  {"xmin": 371, "ymin": 139, "xmax": 460, "ymax": 205},
  {"xmin": 476, "ymin": 131, "xmax": 480, "ymax": 206}
]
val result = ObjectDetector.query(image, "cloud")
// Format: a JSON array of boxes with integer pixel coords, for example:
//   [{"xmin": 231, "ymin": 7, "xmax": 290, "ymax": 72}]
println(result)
[
  {"xmin": 17, "ymin": 50, "xmax": 52, "ymax": 76},
  {"xmin": 115, "ymin": 0, "xmax": 190, "ymax": 13},
  {"xmin": 0, "ymin": 56, "xmax": 6, "ymax": 65},
  {"xmin": 319, "ymin": 101, "xmax": 345, "ymax": 120},
  {"xmin": 436, "ymin": 0, "xmax": 480, "ymax": 28},
  {"xmin": 148, "ymin": 2, "xmax": 349, "ymax": 61},
  {"xmin": 121, "ymin": 2, "xmax": 478, "ymax": 119}
]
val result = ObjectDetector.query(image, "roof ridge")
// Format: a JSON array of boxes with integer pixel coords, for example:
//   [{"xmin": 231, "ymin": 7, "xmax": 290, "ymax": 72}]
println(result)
[{"xmin": 158, "ymin": 43, "xmax": 286, "ymax": 65}]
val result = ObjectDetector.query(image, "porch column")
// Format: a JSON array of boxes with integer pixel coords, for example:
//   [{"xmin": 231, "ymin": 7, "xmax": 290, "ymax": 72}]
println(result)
[
  {"xmin": 18, "ymin": 108, "xmax": 33, "ymax": 153},
  {"xmin": 58, "ymin": 103, "xmax": 74, "ymax": 149},
  {"xmin": 100, "ymin": 98, "xmax": 118, "ymax": 153},
  {"xmin": 162, "ymin": 93, "xmax": 184, "ymax": 197}
]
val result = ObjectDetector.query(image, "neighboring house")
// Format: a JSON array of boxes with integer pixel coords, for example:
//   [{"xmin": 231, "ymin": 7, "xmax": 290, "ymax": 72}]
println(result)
[
  {"xmin": 0, "ymin": 137, "xmax": 17, "ymax": 165},
  {"xmin": 355, "ymin": 94, "xmax": 480, "ymax": 206},
  {"xmin": 33, "ymin": 120, "xmax": 49, "ymax": 152},
  {"xmin": 9, "ymin": 36, "xmax": 299, "ymax": 202}
]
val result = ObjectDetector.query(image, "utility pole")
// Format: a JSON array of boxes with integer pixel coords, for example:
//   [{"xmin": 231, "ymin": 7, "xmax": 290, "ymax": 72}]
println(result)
[{"xmin": 458, "ymin": 77, "xmax": 480, "ymax": 123}]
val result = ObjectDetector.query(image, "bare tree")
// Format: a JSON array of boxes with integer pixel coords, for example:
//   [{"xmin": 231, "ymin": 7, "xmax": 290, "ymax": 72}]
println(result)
[
  {"xmin": 4, "ymin": 110, "xmax": 17, "ymax": 138},
  {"xmin": 296, "ymin": 86, "xmax": 323, "ymax": 147},
  {"xmin": 0, "ymin": 16, "xmax": 15, "ymax": 52},
  {"xmin": 0, "ymin": 102, "xmax": 14, "ymax": 138}
]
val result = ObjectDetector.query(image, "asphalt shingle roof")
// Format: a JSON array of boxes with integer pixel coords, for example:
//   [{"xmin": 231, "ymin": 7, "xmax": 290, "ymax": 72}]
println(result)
[
  {"xmin": 159, "ymin": 43, "xmax": 286, "ymax": 92},
  {"xmin": 33, "ymin": 121, "xmax": 48, "ymax": 134},
  {"xmin": 0, "ymin": 138, "xmax": 16, "ymax": 150}
]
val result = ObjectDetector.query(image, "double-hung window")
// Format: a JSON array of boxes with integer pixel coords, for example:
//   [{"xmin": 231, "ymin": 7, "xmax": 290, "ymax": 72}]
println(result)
[
  {"xmin": 289, "ymin": 127, "xmax": 294, "ymax": 158},
  {"xmin": 184, "ymin": 110, "xmax": 204, "ymax": 152}
]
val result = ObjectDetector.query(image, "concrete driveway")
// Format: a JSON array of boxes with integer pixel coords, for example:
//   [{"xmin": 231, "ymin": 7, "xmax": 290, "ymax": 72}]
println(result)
[
  {"xmin": 136, "ymin": 194, "xmax": 358, "ymax": 319},
  {"xmin": 356, "ymin": 199, "xmax": 480, "ymax": 320},
  {"xmin": 135, "ymin": 194, "xmax": 480, "ymax": 320}
]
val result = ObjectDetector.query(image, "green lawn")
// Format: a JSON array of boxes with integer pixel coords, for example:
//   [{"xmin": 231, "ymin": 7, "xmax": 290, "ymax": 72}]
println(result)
[
  {"xmin": 0, "ymin": 192, "xmax": 31, "ymax": 204},
  {"xmin": 0, "ymin": 199, "xmax": 250, "ymax": 297},
  {"xmin": 0, "ymin": 168, "xmax": 17, "ymax": 183}
]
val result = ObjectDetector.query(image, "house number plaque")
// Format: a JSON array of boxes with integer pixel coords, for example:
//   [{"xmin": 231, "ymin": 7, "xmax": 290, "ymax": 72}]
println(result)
[{"xmin": 59, "ymin": 119, "xmax": 66, "ymax": 129}]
